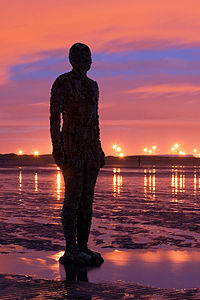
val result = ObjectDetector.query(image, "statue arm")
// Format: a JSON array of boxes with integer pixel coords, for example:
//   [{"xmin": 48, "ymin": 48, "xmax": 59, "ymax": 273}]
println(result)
[
  {"xmin": 95, "ymin": 82, "xmax": 105, "ymax": 167},
  {"xmin": 50, "ymin": 79, "xmax": 64, "ymax": 168},
  {"xmin": 97, "ymin": 113, "xmax": 106, "ymax": 167}
]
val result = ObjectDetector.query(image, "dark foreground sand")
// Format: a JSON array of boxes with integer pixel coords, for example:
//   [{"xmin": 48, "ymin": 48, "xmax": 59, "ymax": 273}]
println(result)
[{"xmin": 1, "ymin": 274, "xmax": 200, "ymax": 299}]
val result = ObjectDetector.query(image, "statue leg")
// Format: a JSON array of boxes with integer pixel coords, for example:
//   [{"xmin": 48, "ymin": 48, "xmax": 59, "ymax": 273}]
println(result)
[
  {"xmin": 60, "ymin": 163, "xmax": 94, "ymax": 264},
  {"xmin": 77, "ymin": 160, "xmax": 99, "ymax": 249},
  {"xmin": 62, "ymin": 166, "xmax": 83, "ymax": 248},
  {"xmin": 76, "ymin": 160, "xmax": 104, "ymax": 265}
]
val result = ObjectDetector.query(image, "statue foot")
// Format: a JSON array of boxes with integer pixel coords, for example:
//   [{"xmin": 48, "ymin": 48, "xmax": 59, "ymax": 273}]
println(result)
[
  {"xmin": 59, "ymin": 245, "xmax": 92, "ymax": 265},
  {"xmin": 78, "ymin": 247, "xmax": 104, "ymax": 266}
]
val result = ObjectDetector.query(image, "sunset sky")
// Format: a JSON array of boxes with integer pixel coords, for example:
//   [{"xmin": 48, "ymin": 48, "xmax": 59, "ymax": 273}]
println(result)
[{"xmin": 1, "ymin": 0, "xmax": 200, "ymax": 155}]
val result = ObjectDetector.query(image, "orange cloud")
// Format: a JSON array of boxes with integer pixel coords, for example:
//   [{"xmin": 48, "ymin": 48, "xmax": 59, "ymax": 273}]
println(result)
[{"xmin": 1, "ymin": 0, "xmax": 200, "ymax": 83}]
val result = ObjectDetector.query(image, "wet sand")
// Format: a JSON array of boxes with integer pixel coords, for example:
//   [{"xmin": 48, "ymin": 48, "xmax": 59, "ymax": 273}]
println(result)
[
  {"xmin": 2, "ymin": 273, "xmax": 200, "ymax": 300},
  {"xmin": 1, "ymin": 165, "xmax": 200, "ymax": 298}
]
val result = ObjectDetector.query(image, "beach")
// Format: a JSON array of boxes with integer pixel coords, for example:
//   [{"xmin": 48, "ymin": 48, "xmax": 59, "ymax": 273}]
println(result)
[{"xmin": 1, "ymin": 164, "xmax": 200, "ymax": 299}]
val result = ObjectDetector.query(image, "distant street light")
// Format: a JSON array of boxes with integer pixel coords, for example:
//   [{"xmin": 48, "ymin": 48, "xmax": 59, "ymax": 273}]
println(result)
[
  {"xmin": 179, "ymin": 151, "xmax": 185, "ymax": 155},
  {"xmin": 18, "ymin": 150, "xmax": 23, "ymax": 155},
  {"xmin": 171, "ymin": 144, "xmax": 180, "ymax": 154},
  {"xmin": 112, "ymin": 144, "xmax": 125, "ymax": 157}
]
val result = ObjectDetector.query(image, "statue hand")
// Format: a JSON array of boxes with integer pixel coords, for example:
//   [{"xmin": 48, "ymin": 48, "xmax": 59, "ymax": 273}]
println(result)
[{"xmin": 53, "ymin": 148, "xmax": 64, "ymax": 170}]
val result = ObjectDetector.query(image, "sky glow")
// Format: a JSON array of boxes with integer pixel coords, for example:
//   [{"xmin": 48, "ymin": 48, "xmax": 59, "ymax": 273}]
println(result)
[{"xmin": 1, "ymin": 0, "xmax": 200, "ymax": 154}]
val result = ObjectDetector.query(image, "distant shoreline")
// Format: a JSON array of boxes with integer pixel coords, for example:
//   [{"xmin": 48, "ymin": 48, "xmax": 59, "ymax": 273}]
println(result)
[{"xmin": 1, "ymin": 153, "xmax": 200, "ymax": 167}]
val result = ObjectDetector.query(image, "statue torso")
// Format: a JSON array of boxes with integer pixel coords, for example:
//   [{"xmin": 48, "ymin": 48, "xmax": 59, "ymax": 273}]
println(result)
[{"xmin": 53, "ymin": 72, "xmax": 101, "ymax": 160}]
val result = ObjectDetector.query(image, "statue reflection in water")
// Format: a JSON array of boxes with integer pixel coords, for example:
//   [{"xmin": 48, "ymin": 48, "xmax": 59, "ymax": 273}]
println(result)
[
  {"xmin": 62, "ymin": 262, "xmax": 95, "ymax": 282},
  {"xmin": 61, "ymin": 259, "xmax": 101, "ymax": 300}
]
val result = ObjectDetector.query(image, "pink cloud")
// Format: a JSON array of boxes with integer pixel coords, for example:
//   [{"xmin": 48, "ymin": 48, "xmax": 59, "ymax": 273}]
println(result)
[{"xmin": 127, "ymin": 84, "xmax": 200, "ymax": 95}]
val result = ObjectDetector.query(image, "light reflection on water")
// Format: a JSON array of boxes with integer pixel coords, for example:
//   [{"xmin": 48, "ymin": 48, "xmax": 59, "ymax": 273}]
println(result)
[
  {"xmin": 17, "ymin": 167, "xmax": 64, "ymax": 198},
  {"xmin": 171, "ymin": 167, "xmax": 186, "ymax": 202},
  {"xmin": 18, "ymin": 169, "xmax": 22, "ymax": 192},
  {"xmin": 105, "ymin": 248, "xmax": 195, "ymax": 265},
  {"xmin": 15, "ymin": 165, "xmax": 200, "ymax": 204},
  {"xmin": 112, "ymin": 168, "xmax": 123, "ymax": 197},
  {"xmin": 57, "ymin": 170, "xmax": 61, "ymax": 200},
  {"xmin": 144, "ymin": 168, "xmax": 156, "ymax": 201},
  {"xmin": 34, "ymin": 173, "xmax": 38, "ymax": 192},
  {"xmin": 194, "ymin": 170, "xmax": 197, "ymax": 196}
]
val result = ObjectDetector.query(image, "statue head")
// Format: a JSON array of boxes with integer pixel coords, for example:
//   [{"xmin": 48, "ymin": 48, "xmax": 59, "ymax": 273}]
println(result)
[{"xmin": 69, "ymin": 43, "xmax": 92, "ymax": 74}]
